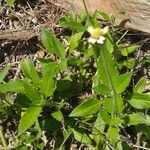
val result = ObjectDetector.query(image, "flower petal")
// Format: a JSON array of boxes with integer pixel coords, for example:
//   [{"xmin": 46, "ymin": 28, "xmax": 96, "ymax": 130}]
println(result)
[
  {"xmin": 101, "ymin": 26, "xmax": 109, "ymax": 35},
  {"xmin": 88, "ymin": 37, "xmax": 97, "ymax": 44},
  {"xmin": 97, "ymin": 36, "xmax": 105, "ymax": 44},
  {"xmin": 87, "ymin": 26, "xmax": 94, "ymax": 34}
]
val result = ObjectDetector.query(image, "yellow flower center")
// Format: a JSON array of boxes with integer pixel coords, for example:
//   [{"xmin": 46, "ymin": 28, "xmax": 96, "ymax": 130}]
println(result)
[{"xmin": 91, "ymin": 28, "xmax": 102, "ymax": 39}]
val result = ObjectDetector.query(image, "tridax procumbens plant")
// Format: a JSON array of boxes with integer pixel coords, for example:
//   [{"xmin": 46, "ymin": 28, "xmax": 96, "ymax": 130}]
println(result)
[{"xmin": 0, "ymin": 4, "xmax": 150, "ymax": 150}]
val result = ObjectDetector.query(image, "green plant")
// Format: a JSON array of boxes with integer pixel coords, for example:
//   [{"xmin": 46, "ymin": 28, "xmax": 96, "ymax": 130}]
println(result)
[
  {"xmin": 7, "ymin": 0, "xmax": 16, "ymax": 6},
  {"xmin": 0, "ymin": 6, "xmax": 149, "ymax": 150}
]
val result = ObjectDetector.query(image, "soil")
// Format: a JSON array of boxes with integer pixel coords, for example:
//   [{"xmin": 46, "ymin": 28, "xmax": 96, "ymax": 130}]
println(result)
[{"xmin": 0, "ymin": 0, "xmax": 65, "ymax": 69}]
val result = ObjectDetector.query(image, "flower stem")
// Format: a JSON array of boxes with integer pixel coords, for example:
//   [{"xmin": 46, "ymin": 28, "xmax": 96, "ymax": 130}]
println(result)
[
  {"xmin": 82, "ymin": 0, "xmax": 92, "ymax": 24},
  {"xmin": 0, "ymin": 127, "xmax": 7, "ymax": 150},
  {"xmin": 82, "ymin": 0, "xmax": 89, "ymax": 17}
]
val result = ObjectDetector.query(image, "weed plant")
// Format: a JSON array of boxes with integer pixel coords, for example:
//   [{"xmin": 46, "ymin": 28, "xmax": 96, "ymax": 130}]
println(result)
[{"xmin": 0, "ymin": 0, "xmax": 150, "ymax": 149}]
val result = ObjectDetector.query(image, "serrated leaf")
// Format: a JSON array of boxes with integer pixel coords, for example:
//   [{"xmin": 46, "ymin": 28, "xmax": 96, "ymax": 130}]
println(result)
[
  {"xmin": 103, "ymin": 96, "xmax": 123, "ymax": 114},
  {"xmin": 40, "ymin": 62, "xmax": 56, "ymax": 97},
  {"xmin": 103, "ymin": 98, "xmax": 113, "ymax": 113},
  {"xmin": 0, "ymin": 65, "xmax": 10, "ymax": 83},
  {"xmin": 115, "ymin": 73, "xmax": 132, "ymax": 94},
  {"xmin": 21, "ymin": 59, "xmax": 40, "ymax": 85},
  {"xmin": 99, "ymin": 109, "xmax": 111, "ymax": 124},
  {"xmin": 22, "ymin": 80, "xmax": 41, "ymax": 103},
  {"xmin": 94, "ymin": 84, "xmax": 111, "ymax": 96},
  {"xmin": 107, "ymin": 126, "xmax": 120, "ymax": 143},
  {"xmin": 18, "ymin": 106, "xmax": 42, "ymax": 135},
  {"xmin": 72, "ymin": 129, "xmax": 92, "ymax": 144},
  {"xmin": 93, "ymin": 111, "xmax": 105, "ymax": 133},
  {"xmin": 0, "ymin": 80, "xmax": 25, "ymax": 93},
  {"xmin": 121, "ymin": 45, "xmax": 140, "ymax": 56},
  {"xmin": 134, "ymin": 76, "xmax": 147, "ymax": 93},
  {"xmin": 128, "ymin": 113, "xmax": 148, "ymax": 125},
  {"xmin": 59, "ymin": 18, "xmax": 86, "ymax": 32},
  {"xmin": 69, "ymin": 98, "xmax": 101, "ymax": 117},
  {"xmin": 123, "ymin": 58, "xmax": 135, "ymax": 69},
  {"xmin": 41, "ymin": 28, "xmax": 66, "ymax": 59},
  {"xmin": 129, "ymin": 93, "xmax": 150, "ymax": 109},
  {"xmin": 110, "ymin": 117, "xmax": 124, "ymax": 126},
  {"xmin": 70, "ymin": 32, "xmax": 83, "ymax": 50}
]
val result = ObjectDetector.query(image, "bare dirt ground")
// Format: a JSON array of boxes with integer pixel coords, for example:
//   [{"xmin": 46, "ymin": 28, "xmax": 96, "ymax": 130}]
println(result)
[{"xmin": 0, "ymin": 0, "xmax": 65, "ymax": 72}]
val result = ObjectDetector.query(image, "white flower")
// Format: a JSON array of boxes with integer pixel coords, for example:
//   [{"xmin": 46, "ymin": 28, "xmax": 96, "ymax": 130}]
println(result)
[{"xmin": 87, "ymin": 26, "xmax": 109, "ymax": 44}]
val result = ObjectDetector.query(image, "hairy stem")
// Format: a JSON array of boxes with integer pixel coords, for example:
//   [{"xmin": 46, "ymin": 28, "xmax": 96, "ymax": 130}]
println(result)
[{"xmin": 82, "ymin": 0, "xmax": 91, "ymax": 24}]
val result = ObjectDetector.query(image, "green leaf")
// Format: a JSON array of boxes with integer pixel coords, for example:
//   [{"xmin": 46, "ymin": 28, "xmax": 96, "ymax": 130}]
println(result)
[
  {"xmin": 69, "ymin": 98, "xmax": 101, "ymax": 117},
  {"xmin": 116, "ymin": 94, "xmax": 124, "ymax": 113},
  {"xmin": 129, "ymin": 93, "xmax": 150, "ymax": 109},
  {"xmin": 107, "ymin": 126, "xmax": 120, "ymax": 143},
  {"xmin": 7, "ymin": 0, "xmax": 15, "ymax": 6},
  {"xmin": 52, "ymin": 109, "xmax": 63, "ymax": 122},
  {"xmin": 121, "ymin": 45, "xmax": 140, "ymax": 56},
  {"xmin": 18, "ymin": 106, "xmax": 42, "ymax": 135},
  {"xmin": 41, "ymin": 118, "xmax": 61, "ymax": 132},
  {"xmin": 41, "ymin": 28, "xmax": 66, "ymax": 59},
  {"xmin": 141, "ymin": 57, "xmax": 150, "ymax": 64},
  {"xmin": 103, "ymin": 98, "xmax": 113, "ymax": 113},
  {"xmin": 98, "ymin": 11, "xmax": 111, "ymax": 21},
  {"xmin": 0, "ymin": 65, "xmax": 10, "ymax": 83},
  {"xmin": 110, "ymin": 117, "xmax": 124, "ymax": 126},
  {"xmin": 40, "ymin": 62, "xmax": 56, "ymax": 97},
  {"xmin": 70, "ymin": 32, "xmax": 83, "ymax": 50},
  {"xmin": 61, "ymin": 128, "xmax": 71, "ymax": 147},
  {"xmin": 90, "ymin": 10, "xmax": 101, "ymax": 27},
  {"xmin": 98, "ymin": 39, "xmax": 118, "ymax": 86},
  {"xmin": 123, "ymin": 58, "xmax": 135, "ymax": 69},
  {"xmin": 0, "ymin": 80, "xmax": 25, "ymax": 93},
  {"xmin": 59, "ymin": 18, "xmax": 86, "ymax": 32},
  {"xmin": 22, "ymin": 80, "xmax": 41, "ymax": 103},
  {"xmin": 72, "ymin": 129, "xmax": 92, "ymax": 144},
  {"xmin": 115, "ymin": 73, "xmax": 132, "ymax": 93},
  {"xmin": 94, "ymin": 84, "xmax": 111, "ymax": 96},
  {"xmin": 99, "ymin": 109, "xmax": 111, "ymax": 124},
  {"xmin": 138, "ymin": 124, "xmax": 150, "ymax": 136},
  {"xmin": 128, "ymin": 113, "xmax": 149, "ymax": 125},
  {"xmin": 103, "ymin": 95, "xmax": 123, "ymax": 113},
  {"xmin": 134, "ymin": 76, "xmax": 147, "ymax": 93},
  {"xmin": 21, "ymin": 59, "xmax": 40, "ymax": 85},
  {"xmin": 93, "ymin": 111, "xmax": 105, "ymax": 133}
]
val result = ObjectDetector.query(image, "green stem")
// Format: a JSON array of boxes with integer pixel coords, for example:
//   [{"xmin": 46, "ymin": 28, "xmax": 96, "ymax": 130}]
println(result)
[
  {"xmin": 82, "ymin": 0, "xmax": 89, "ymax": 17},
  {"xmin": 100, "ymin": 47, "xmax": 118, "ymax": 117},
  {"xmin": 82, "ymin": 0, "xmax": 92, "ymax": 24},
  {"xmin": 0, "ymin": 127, "xmax": 7, "ymax": 150}
]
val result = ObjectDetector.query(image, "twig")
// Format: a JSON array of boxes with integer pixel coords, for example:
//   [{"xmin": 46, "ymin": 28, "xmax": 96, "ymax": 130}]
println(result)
[
  {"xmin": 132, "ymin": 144, "xmax": 150, "ymax": 150},
  {"xmin": 135, "ymin": 132, "xmax": 142, "ymax": 150},
  {"xmin": 116, "ymin": 29, "xmax": 128, "ymax": 44},
  {"xmin": 0, "ymin": 127, "xmax": 8, "ymax": 150}
]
